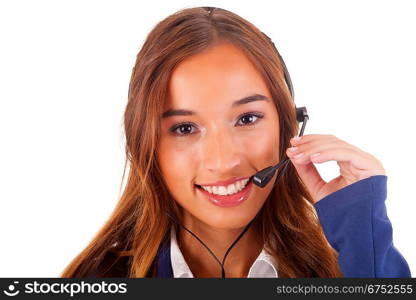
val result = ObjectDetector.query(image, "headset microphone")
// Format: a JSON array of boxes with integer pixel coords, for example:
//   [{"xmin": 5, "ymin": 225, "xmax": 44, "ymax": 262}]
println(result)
[{"xmin": 252, "ymin": 106, "xmax": 309, "ymax": 188}]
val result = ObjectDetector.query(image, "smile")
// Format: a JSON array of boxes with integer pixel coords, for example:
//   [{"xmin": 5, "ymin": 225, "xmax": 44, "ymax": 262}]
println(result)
[
  {"xmin": 198, "ymin": 178, "xmax": 250, "ymax": 195},
  {"xmin": 195, "ymin": 176, "xmax": 254, "ymax": 207}
]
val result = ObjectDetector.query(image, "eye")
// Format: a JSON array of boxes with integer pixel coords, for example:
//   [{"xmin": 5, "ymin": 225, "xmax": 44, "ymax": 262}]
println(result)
[
  {"xmin": 169, "ymin": 112, "xmax": 264, "ymax": 137},
  {"xmin": 170, "ymin": 123, "xmax": 198, "ymax": 136},
  {"xmin": 236, "ymin": 112, "xmax": 264, "ymax": 126}
]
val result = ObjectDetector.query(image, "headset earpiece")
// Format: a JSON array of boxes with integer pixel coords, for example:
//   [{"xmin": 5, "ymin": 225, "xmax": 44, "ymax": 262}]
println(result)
[{"xmin": 296, "ymin": 106, "xmax": 308, "ymax": 123}]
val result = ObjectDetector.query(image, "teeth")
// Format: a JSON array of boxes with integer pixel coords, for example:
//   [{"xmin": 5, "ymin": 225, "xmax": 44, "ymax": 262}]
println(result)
[
  {"xmin": 200, "ymin": 178, "xmax": 250, "ymax": 196},
  {"xmin": 218, "ymin": 186, "xmax": 227, "ymax": 195},
  {"xmin": 227, "ymin": 184, "xmax": 236, "ymax": 195}
]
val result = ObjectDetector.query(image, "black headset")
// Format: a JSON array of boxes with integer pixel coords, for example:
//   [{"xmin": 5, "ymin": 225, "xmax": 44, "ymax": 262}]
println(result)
[
  {"xmin": 205, "ymin": 6, "xmax": 309, "ymax": 188},
  {"xmin": 164, "ymin": 6, "xmax": 309, "ymax": 278},
  {"xmin": 253, "ymin": 28, "xmax": 309, "ymax": 188}
]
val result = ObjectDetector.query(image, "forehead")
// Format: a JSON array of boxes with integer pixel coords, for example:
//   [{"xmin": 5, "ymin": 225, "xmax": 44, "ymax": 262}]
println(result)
[{"xmin": 167, "ymin": 42, "xmax": 270, "ymax": 108}]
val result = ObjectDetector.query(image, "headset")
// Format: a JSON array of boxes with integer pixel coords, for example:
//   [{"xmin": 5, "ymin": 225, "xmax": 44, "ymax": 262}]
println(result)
[
  {"xmin": 252, "ymin": 33, "xmax": 309, "ymax": 188},
  {"xmin": 164, "ymin": 6, "xmax": 309, "ymax": 278},
  {"xmin": 206, "ymin": 5, "xmax": 309, "ymax": 188}
]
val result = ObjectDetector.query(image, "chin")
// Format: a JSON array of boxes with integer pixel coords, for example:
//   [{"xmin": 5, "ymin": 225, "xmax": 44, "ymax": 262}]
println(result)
[{"xmin": 200, "ymin": 211, "xmax": 257, "ymax": 231}]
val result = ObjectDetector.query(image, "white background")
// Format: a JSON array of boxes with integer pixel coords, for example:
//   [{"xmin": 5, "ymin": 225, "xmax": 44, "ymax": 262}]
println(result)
[{"xmin": 0, "ymin": 0, "xmax": 414, "ymax": 277}]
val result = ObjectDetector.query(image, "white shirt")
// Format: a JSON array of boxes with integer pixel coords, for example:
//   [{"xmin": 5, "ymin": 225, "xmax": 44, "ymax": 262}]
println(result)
[{"xmin": 170, "ymin": 226, "xmax": 278, "ymax": 278}]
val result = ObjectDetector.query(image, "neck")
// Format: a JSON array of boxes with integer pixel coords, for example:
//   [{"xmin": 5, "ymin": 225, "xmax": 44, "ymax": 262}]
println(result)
[{"xmin": 177, "ymin": 215, "xmax": 263, "ymax": 278}]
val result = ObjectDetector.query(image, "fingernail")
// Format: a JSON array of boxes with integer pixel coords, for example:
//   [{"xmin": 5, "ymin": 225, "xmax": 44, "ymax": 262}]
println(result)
[
  {"xmin": 289, "ymin": 147, "xmax": 298, "ymax": 152},
  {"xmin": 310, "ymin": 153, "xmax": 320, "ymax": 158},
  {"xmin": 294, "ymin": 152, "xmax": 304, "ymax": 159},
  {"xmin": 293, "ymin": 136, "xmax": 301, "ymax": 141}
]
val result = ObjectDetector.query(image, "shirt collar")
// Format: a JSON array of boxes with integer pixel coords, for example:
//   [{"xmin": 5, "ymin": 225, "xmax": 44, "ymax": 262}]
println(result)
[{"xmin": 170, "ymin": 226, "xmax": 278, "ymax": 278}]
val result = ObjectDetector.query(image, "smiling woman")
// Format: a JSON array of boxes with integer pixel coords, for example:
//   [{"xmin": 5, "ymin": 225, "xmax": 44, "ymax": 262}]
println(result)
[
  {"xmin": 157, "ymin": 42, "xmax": 283, "ymax": 277},
  {"xmin": 60, "ymin": 6, "xmax": 410, "ymax": 278}
]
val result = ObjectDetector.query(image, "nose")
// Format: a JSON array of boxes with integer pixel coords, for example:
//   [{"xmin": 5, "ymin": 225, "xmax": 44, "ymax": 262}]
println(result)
[{"xmin": 201, "ymin": 126, "xmax": 241, "ymax": 174}]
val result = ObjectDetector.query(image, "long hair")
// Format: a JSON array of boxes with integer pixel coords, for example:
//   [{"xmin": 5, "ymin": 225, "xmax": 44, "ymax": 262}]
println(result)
[{"xmin": 61, "ymin": 6, "xmax": 343, "ymax": 278}]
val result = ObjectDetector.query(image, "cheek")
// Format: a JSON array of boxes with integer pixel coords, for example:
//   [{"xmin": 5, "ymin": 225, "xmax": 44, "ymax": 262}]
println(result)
[
  {"xmin": 240, "ymin": 125, "xmax": 280, "ymax": 167},
  {"xmin": 157, "ymin": 138, "xmax": 199, "ymax": 194}
]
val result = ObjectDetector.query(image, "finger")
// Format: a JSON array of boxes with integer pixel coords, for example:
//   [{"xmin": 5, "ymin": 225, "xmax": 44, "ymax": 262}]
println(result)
[
  {"xmin": 286, "ymin": 140, "xmax": 352, "ymax": 163},
  {"xmin": 290, "ymin": 134, "xmax": 337, "ymax": 146},
  {"xmin": 294, "ymin": 146, "xmax": 375, "ymax": 171},
  {"xmin": 312, "ymin": 148, "xmax": 386, "ymax": 175}
]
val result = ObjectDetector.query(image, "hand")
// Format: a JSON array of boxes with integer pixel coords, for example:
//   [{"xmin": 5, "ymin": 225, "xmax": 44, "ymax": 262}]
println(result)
[{"xmin": 285, "ymin": 134, "xmax": 386, "ymax": 203}]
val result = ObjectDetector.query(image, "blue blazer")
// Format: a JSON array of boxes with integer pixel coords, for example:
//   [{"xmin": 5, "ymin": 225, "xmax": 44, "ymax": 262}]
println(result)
[{"xmin": 154, "ymin": 175, "xmax": 411, "ymax": 278}]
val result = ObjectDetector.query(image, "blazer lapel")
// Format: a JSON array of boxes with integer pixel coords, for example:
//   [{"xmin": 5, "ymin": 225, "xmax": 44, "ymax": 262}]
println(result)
[{"xmin": 155, "ymin": 231, "xmax": 173, "ymax": 278}]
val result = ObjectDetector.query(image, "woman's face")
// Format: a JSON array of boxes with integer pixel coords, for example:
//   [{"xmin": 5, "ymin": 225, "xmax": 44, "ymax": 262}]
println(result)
[{"xmin": 157, "ymin": 42, "xmax": 280, "ymax": 230}]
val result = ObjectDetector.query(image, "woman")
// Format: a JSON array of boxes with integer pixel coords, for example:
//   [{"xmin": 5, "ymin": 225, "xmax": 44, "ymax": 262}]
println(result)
[{"xmin": 61, "ymin": 7, "xmax": 410, "ymax": 278}]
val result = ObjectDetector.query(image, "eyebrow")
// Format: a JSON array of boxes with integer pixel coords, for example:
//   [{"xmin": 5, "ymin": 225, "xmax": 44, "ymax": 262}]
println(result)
[{"xmin": 161, "ymin": 93, "xmax": 269, "ymax": 118}]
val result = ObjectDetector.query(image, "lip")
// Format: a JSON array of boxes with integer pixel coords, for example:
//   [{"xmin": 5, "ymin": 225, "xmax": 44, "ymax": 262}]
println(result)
[
  {"xmin": 196, "ymin": 176, "xmax": 250, "ymax": 187},
  {"xmin": 196, "ymin": 177, "xmax": 254, "ymax": 207}
]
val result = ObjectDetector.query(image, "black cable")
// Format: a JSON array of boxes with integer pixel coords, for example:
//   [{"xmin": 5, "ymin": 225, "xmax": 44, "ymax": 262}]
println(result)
[
  {"xmin": 220, "ymin": 215, "xmax": 257, "ymax": 277},
  {"xmin": 165, "ymin": 208, "xmax": 260, "ymax": 278}
]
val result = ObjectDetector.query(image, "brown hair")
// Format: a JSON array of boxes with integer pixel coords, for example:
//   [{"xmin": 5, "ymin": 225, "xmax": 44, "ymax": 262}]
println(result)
[{"xmin": 61, "ymin": 6, "xmax": 343, "ymax": 278}]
